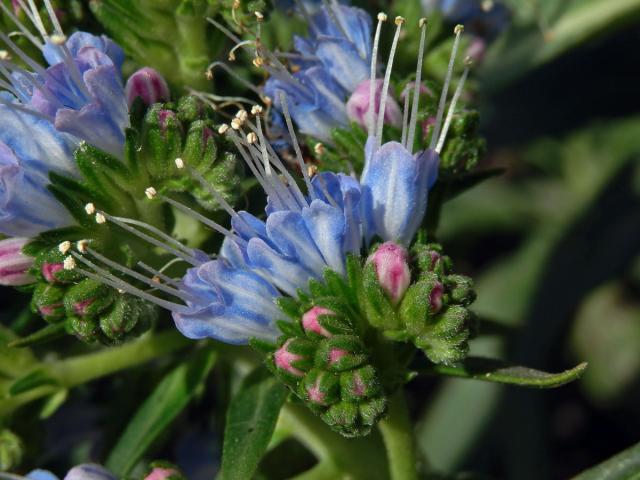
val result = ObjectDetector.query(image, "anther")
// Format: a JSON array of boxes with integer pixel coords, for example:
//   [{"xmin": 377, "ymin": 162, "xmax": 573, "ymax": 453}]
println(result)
[
  {"xmin": 232, "ymin": 0, "xmax": 240, "ymax": 8},
  {"xmin": 235, "ymin": 109, "xmax": 248, "ymax": 121},
  {"xmin": 252, "ymin": 57, "xmax": 264, "ymax": 68},
  {"xmin": 58, "ymin": 241, "xmax": 71, "ymax": 254},
  {"xmin": 247, "ymin": 132, "xmax": 258, "ymax": 144},
  {"xmin": 481, "ymin": 0, "xmax": 494, "ymax": 11},
  {"xmin": 395, "ymin": 16, "xmax": 405, "ymax": 25},
  {"xmin": 254, "ymin": 11, "xmax": 264, "ymax": 21},
  {"xmin": 95, "ymin": 213, "xmax": 106, "ymax": 224},
  {"xmin": 231, "ymin": 118, "xmax": 242, "ymax": 130},
  {"xmin": 314, "ymin": 143, "xmax": 325, "ymax": 156},
  {"xmin": 63, "ymin": 256, "xmax": 76, "ymax": 270},
  {"xmin": 152, "ymin": 276, "xmax": 161, "ymax": 284},
  {"xmin": 49, "ymin": 34, "xmax": 67, "ymax": 45},
  {"xmin": 77, "ymin": 239, "xmax": 89, "ymax": 254},
  {"xmin": 0, "ymin": 50, "xmax": 10, "ymax": 60},
  {"xmin": 419, "ymin": 18, "xmax": 427, "ymax": 27},
  {"xmin": 307, "ymin": 165, "xmax": 318, "ymax": 177},
  {"xmin": 218, "ymin": 124, "xmax": 230, "ymax": 134},
  {"xmin": 205, "ymin": 69, "xmax": 213, "ymax": 80},
  {"xmin": 454, "ymin": 24, "xmax": 464, "ymax": 34},
  {"xmin": 251, "ymin": 105, "xmax": 263, "ymax": 115},
  {"xmin": 175, "ymin": 158, "xmax": 185, "ymax": 169},
  {"xmin": 85, "ymin": 203, "xmax": 96, "ymax": 215},
  {"xmin": 145, "ymin": 187, "xmax": 158, "ymax": 199},
  {"xmin": 377, "ymin": 12, "xmax": 388, "ymax": 21}
]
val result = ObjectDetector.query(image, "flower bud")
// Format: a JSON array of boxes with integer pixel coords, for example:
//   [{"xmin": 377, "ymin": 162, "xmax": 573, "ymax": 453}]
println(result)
[
  {"xmin": 31, "ymin": 283, "xmax": 66, "ymax": 322},
  {"xmin": 315, "ymin": 336, "xmax": 366, "ymax": 372},
  {"xmin": 273, "ymin": 338, "xmax": 313, "ymax": 377},
  {"xmin": 366, "ymin": 242, "xmax": 411, "ymax": 305},
  {"xmin": 144, "ymin": 467, "xmax": 181, "ymax": 480},
  {"xmin": 346, "ymin": 79, "xmax": 402, "ymax": 129},
  {"xmin": 125, "ymin": 67, "xmax": 170, "ymax": 108},
  {"xmin": 64, "ymin": 278, "xmax": 115, "ymax": 317},
  {"xmin": 41, "ymin": 262, "xmax": 64, "ymax": 283},
  {"xmin": 64, "ymin": 464, "xmax": 117, "ymax": 480},
  {"xmin": 0, "ymin": 237, "xmax": 35, "ymax": 286},
  {"xmin": 446, "ymin": 274, "xmax": 476, "ymax": 306},
  {"xmin": 99, "ymin": 295, "xmax": 155, "ymax": 343},
  {"xmin": 0, "ymin": 428, "xmax": 23, "ymax": 471},
  {"xmin": 340, "ymin": 365, "xmax": 380, "ymax": 400},
  {"xmin": 69, "ymin": 316, "xmax": 100, "ymax": 343},
  {"xmin": 302, "ymin": 306, "xmax": 334, "ymax": 337},
  {"xmin": 300, "ymin": 368, "xmax": 340, "ymax": 406}
]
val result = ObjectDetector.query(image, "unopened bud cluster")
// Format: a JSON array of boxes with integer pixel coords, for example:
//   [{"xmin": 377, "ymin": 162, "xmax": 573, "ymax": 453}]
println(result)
[
  {"xmin": 363, "ymin": 241, "xmax": 476, "ymax": 365},
  {"xmin": 28, "ymin": 243, "xmax": 156, "ymax": 344},
  {"xmin": 268, "ymin": 301, "xmax": 386, "ymax": 437}
]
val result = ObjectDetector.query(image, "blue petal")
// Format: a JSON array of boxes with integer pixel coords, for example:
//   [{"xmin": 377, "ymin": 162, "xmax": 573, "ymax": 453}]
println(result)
[
  {"xmin": 247, "ymin": 237, "xmax": 320, "ymax": 296},
  {"xmin": 361, "ymin": 141, "xmax": 440, "ymax": 245},
  {"xmin": 27, "ymin": 470, "xmax": 59, "ymax": 480},
  {"xmin": 265, "ymin": 210, "xmax": 328, "ymax": 277},
  {"xmin": 43, "ymin": 32, "xmax": 125, "ymax": 71},
  {"xmin": 302, "ymin": 199, "xmax": 347, "ymax": 275},
  {"xmin": 64, "ymin": 464, "xmax": 117, "ymax": 480},
  {"xmin": 314, "ymin": 35, "xmax": 370, "ymax": 93}
]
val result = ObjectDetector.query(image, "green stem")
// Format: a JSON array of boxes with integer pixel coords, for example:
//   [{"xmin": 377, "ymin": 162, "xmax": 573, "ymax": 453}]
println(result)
[
  {"xmin": 279, "ymin": 403, "xmax": 389, "ymax": 479},
  {"xmin": 378, "ymin": 390, "xmax": 418, "ymax": 480},
  {"xmin": 1, "ymin": 331, "xmax": 191, "ymax": 416},
  {"xmin": 175, "ymin": 1, "xmax": 211, "ymax": 90}
]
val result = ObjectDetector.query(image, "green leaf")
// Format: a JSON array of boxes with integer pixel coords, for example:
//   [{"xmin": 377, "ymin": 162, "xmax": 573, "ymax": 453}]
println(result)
[
  {"xmin": 8, "ymin": 323, "xmax": 68, "ymax": 349},
  {"xmin": 221, "ymin": 366, "xmax": 288, "ymax": 480},
  {"xmin": 9, "ymin": 369, "xmax": 60, "ymax": 396},
  {"xmin": 105, "ymin": 347, "xmax": 217, "ymax": 476},
  {"xmin": 572, "ymin": 441, "xmax": 640, "ymax": 480},
  {"xmin": 418, "ymin": 357, "xmax": 587, "ymax": 388},
  {"xmin": 39, "ymin": 389, "xmax": 69, "ymax": 419}
]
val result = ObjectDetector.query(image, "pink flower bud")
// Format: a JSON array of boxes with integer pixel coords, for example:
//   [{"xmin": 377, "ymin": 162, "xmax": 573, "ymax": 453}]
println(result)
[
  {"xmin": 346, "ymin": 79, "xmax": 402, "ymax": 129},
  {"xmin": 0, "ymin": 237, "xmax": 35, "ymax": 286},
  {"xmin": 144, "ymin": 467, "xmax": 179, "ymax": 480},
  {"xmin": 274, "ymin": 339, "xmax": 304, "ymax": 376},
  {"xmin": 302, "ymin": 306, "xmax": 334, "ymax": 337},
  {"xmin": 41, "ymin": 262, "xmax": 64, "ymax": 283},
  {"xmin": 367, "ymin": 242, "xmax": 411, "ymax": 304},
  {"xmin": 466, "ymin": 37, "xmax": 487, "ymax": 64},
  {"xmin": 328, "ymin": 348, "xmax": 348, "ymax": 365},
  {"xmin": 307, "ymin": 379, "xmax": 326, "ymax": 405},
  {"xmin": 430, "ymin": 281, "xmax": 444, "ymax": 313},
  {"xmin": 125, "ymin": 67, "xmax": 170, "ymax": 108}
]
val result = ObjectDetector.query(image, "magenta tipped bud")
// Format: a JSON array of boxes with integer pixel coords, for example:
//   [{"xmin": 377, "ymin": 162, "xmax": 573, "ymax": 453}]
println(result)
[
  {"xmin": 0, "ymin": 237, "xmax": 34, "ymax": 286},
  {"xmin": 346, "ymin": 79, "xmax": 402, "ymax": 129},
  {"xmin": 429, "ymin": 281, "xmax": 444, "ymax": 313},
  {"xmin": 41, "ymin": 262, "xmax": 64, "ymax": 283},
  {"xmin": 367, "ymin": 242, "xmax": 411, "ymax": 304},
  {"xmin": 302, "ymin": 306, "xmax": 334, "ymax": 337},
  {"xmin": 274, "ymin": 339, "xmax": 305, "ymax": 377},
  {"xmin": 144, "ymin": 467, "xmax": 180, "ymax": 480},
  {"xmin": 125, "ymin": 67, "xmax": 170, "ymax": 108}
]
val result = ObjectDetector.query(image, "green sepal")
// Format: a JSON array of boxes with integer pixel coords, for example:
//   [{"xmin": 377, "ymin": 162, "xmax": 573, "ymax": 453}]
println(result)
[
  {"xmin": 74, "ymin": 142, "xmax": 132, "ymax": 202},
  {"xmin": 362, "ymin": 261, "xmax": 401, "ymax": 331},
  {"xmin": 8, "ymin": 322, "xmax": 68, "ymax": 349},
  {"xmin": 69, "ymin": 315, "xmax": 101, "ymax": 343},
  {"xmin": 399, "ymin": 274, "xmax": 442, "ymax": 338},
  {"xmin": 411, "ymin": 243, "xmax": 451, "ymax": 278},
  {"xmin": 314, "ymin": 335, "xmax": 367, "ymax": 373},
  {"xmin": 98, "ymin": 295, "xmax": 156, "ymax": 343},
  {"xmin": 31, "ymin": 283, "xmax": 66, "ymax": 323},
  {"xmin": 299, "ymin": 368, "xmax": 340, "ymax": 408},
  {"xmin": 445, "ymin": 274, "xmax": 476, "ymax": 306},
  {"xmin": 414, "ymin": 305, "xmax": 473, "ymax": 365},
  {"xmin": 340, "ymin": 365, "xmax": 381, "ymax": 401},
  {"xmin": 275, "ymin": 297, "xmax": 304, "ymax": 321},
  {"xmin": 64, "ymin": 278, "xmax": 115, "ymax": 318},
  {"xmin": 275, "ymin": 319, "xmax": 303, "ymax": 338}
]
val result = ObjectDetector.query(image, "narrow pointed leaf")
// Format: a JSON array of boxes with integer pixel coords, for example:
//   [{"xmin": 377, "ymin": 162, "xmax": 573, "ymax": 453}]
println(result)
[
  {"xmin": 8, "ymin": 323, "xmax": 68, "ymax": 349},
  {"xmin": 221, "ymin": 366, "xmax": 288, "ymax": 480},
  {"xmin": 572, "ymin": 440, "xmax": 640, "ymax": 480},
  {"xmin": 418, "ymin": 357, "xmax": 587, "ymax": 388},
  {"xmin": 105, "ymin": 347, "xmax": 217, "ymax": 476}
]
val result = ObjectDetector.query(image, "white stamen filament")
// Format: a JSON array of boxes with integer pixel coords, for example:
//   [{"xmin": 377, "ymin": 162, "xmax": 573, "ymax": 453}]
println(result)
[
  {"xmin": 406, "ymin": 18, "xmax": 428, "ymax": 151},
  {"xmin": 0, "ymin": 2, "xmax": 43, "ymax": 49},
  {"xmin": 368, "ymin": 13, "xmax": 386, "ymax": 138},
  {"xmin": 278, "ymin": 91, "xmax": 317, "ymax": 201},
  {"xmin": 97, "ymin": 211, "xmax": 202, "ymax": 266},
  {"xmin": 137, "ymin": 261, "xmax": 182, "ymax": 289},
  {"xmin": 435, "ymin": 60, "xmax": 471, "ymax": 154},
  {"xmin": 430, "ymin": 24, "xmax": 464, "ymax": 150},
  {"xmin": 375, "ymin": 16, "xmax": 405, "ymax": 148}
]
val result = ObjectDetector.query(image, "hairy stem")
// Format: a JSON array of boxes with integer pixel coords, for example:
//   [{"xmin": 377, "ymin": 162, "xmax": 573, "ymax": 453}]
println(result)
[{"xmin": 379, "ymin": 390, "xmax": 418, "ymax": 480}]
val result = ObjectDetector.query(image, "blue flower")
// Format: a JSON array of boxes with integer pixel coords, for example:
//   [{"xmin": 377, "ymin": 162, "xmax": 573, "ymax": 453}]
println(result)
[
  {"xmin": 25, "ymin": 464, "xmax": 116, "ymax": 480},
  {"xmin": 422, "ymin": 0, "xmax": 510, "ymax": 40},
  {"xmin": 0, "ymin": 95, "xmax": 77, "ymax": 236},
  {"xmin": 361, "ymin": 138, "xmax": 439, "ymax": 245},
  {"xmin": 263, "ymin": 3, "xmax": 378, "ymax": 141}
]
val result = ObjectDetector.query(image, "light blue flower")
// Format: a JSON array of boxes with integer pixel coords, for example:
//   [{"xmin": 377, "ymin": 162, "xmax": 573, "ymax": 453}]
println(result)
[
  {"xmin": 263, "ymin": 3, "xmax": 373, "ymax": 141},
  {"xmin": 24, "ymin": 464, "xmax": 116, "ymax": 480},
  {"xmin": 0, "ymin": 95, "xmax": 77, "ymax": 236},
  {"xmin": 360, "ymin": 138, "xmax": 439, "ymax": 245},
  {"xmin": 422, "ymin": 0, "xmax": 510, "ymax": 40}
]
